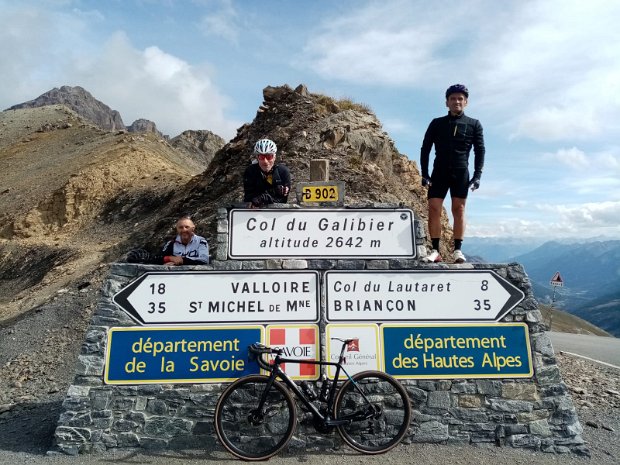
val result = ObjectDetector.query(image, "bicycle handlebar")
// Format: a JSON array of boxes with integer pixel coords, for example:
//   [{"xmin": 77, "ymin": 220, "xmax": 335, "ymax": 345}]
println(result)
[
  {"xmin": 248, "ymin": 338, "xmax": 356, "ymax": 371},
  {"xmin": 248, "ymin": 343, "xmax": 282, "ymax": 370},
  {"xmin": 249, "ymin": 342, "xmax": 282, "ymax": 355}
]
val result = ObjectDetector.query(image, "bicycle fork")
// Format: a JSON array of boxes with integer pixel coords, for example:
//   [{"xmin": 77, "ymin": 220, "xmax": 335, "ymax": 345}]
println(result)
[{"xmin": 249, "ymin": 372, "xmax": 280, "ymax": 424}]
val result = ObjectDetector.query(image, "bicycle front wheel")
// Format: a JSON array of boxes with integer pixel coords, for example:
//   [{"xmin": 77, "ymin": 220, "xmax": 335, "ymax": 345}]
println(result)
[
  {"xmin": 214, "ymin": 375, "xmax": 297, "ymax": 461},
  {"xmin": 334, "ymin": 370, "xmax": 411, "ymax": 454}
]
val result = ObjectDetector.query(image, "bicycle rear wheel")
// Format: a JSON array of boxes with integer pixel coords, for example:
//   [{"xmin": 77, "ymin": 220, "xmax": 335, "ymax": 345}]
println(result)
[
  {"xmin": 334, "ymin": 370, "xmax": 411, "ymax": 454},
  {"xmin": 214, "ymin": 375, "xmax": 297, "ymax": 461}
]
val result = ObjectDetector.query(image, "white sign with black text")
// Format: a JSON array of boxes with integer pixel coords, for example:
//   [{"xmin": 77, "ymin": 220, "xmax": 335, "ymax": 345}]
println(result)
[
  {"xmin": 228, "ymin": 208, "xmax": 415, "ymax": 259},
  {"xmin": 325, "ymin": 270, "xmax": 525, "ymax": 322},
  {"xmin": 113, "ymin": 271, "xmax": 320, "ymax": 325}
]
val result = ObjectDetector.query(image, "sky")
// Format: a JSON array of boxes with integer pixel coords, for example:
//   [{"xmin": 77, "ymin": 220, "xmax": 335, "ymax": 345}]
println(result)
[{"xmin": 1, "ymin": 0, "xmax": 619, "ymax": 240}]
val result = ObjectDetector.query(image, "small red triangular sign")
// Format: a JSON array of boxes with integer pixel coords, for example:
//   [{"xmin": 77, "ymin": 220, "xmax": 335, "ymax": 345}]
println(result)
[{"xmin": 550, "ymin": 271, "xmax": 564, "ymax": 286}]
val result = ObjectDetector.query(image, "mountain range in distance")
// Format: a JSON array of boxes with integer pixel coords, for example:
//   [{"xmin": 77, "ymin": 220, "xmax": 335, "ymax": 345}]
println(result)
[{"xmin": 466, "ymin": 236, "xmax": 620, "ymax": 337}]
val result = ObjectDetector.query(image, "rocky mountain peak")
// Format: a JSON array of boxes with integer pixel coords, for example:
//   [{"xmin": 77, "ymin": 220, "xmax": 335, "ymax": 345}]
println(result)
[
  {"xmin": 170, "ymin": 129, "xmax": 225, "ymax": 170},
  {"xmin": 140, "ymin": 83, "xmax": 452, "ymax": 254},
  {"xmin": 7, "ymin": 85, "xmax": 125, "ymax": 131},
  {"xmin": 127, "ymin": 118, "xmax": 161, "ymax": 136}
]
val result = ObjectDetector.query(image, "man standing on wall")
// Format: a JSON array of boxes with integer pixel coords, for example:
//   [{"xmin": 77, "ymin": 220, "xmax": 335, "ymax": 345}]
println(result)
[{"xmin": 420, "ymin": 84, "xmax": 485, "ymax": 263}]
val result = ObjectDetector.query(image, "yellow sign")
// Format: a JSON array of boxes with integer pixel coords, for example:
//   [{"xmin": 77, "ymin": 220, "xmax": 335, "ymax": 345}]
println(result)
[{"xmin": 301, "ymin": 185, "xmax": 339, "ymax": 202}]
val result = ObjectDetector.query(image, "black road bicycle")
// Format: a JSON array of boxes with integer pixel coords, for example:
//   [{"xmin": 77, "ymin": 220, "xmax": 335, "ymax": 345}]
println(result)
[{"xmin": 214, "ymin": 338, "xmax": 412, "ymax": 461}]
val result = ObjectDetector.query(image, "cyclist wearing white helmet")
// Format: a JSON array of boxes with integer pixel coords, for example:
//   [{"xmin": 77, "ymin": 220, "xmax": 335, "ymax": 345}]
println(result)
[
  {"xmin": 243, "ymin": 138, "xmax": 291, "ymax": 208},
  {"xmin": 420, "ymin": 84, "xmax": 485, "ymax": 264}
]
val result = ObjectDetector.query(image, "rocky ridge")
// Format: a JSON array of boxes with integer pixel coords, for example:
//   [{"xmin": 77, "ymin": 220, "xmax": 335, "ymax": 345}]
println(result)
[
  {"xmin": 169, "ymin": 129, "xmax": 226, "ymax": 172},
  {"xmin": 0, "ymin": 105, "xmax": 211, "ymax": 324},
  {"xmin": 8, "ymin": 86, "xmax": 126, "ymax": 131}
]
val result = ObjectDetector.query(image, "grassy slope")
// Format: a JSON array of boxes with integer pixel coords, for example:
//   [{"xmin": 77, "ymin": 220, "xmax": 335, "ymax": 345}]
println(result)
[{"xmin": 539, "ymin": 304, "xmax": 612, "ymax": 337}]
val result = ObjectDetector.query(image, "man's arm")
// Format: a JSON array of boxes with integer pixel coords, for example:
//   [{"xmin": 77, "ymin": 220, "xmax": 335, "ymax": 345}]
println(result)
[
  {"xmin": 473, "ymin": 119, "xmax": 485, "ymax": 175},
  {"xmin": 420, "ymin": 120, "xmax": 435, "ymax": 181},
  {"xmin": 160, "ymin": 240, "xmax": 180, "ymax": 265},
  {"xmin": 270, "ymin": 165, "xmax": 291, "ymax": 203},
  {"xmin": 468, "ymin": 119, "xmax": 485, "ymax": 191},
  {"xmin": 243, "ymin": 165, "xmax": 258, "ymax": 202}
]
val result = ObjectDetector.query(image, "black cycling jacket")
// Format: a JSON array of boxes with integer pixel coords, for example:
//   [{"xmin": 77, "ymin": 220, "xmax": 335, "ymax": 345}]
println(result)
[
  {"xmin": 243, "ymin": 163, "xmax": 291, "ymax": 205},
  {"xmin": 420, "ymin": 112, "xmax": 485, "ymax": 177}
]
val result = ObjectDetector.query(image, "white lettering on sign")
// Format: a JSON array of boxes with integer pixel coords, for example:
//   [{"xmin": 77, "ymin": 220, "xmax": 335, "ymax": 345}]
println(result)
[
  {"xmin": 113, "ymin": 271, "xmax": 320, "ymax": 325},
  {"xmin": 325, "ymin": 270, "xmax": 524, "ymax": 322},
  {"xmin": 228, "ymin": 209, "xmax": 415, "ymax": 259}
]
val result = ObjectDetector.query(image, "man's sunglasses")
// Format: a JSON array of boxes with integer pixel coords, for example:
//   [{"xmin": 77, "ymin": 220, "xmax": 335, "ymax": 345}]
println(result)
[{"xmin": 257, "ymin": 154, "xmax": 275, "ymax": 160}]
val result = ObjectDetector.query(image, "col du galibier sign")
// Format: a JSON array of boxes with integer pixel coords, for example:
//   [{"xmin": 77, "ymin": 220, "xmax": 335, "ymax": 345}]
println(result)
[{"xmin": 228, "ymin": 208, "xmax": 415, "ymax": 259}]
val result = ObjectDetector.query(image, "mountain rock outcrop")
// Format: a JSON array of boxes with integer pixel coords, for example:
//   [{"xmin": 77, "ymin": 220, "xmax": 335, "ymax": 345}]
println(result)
[
  {"xmin": 127, "ymin": 118, "xmax": 161, "ymax": 136},
  {"xmin": 7, "ymin": 85, "xmax": 125, "ymax": 131},
  {"xmin": 170, "ymin": 129, "xmax": 226, "ymax": 172}
]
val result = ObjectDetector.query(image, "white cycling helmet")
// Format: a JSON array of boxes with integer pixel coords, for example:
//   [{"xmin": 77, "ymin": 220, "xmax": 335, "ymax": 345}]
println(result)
[{"xmin": 253, "ymin": 138, "xmax": 277, "ymax": 155}]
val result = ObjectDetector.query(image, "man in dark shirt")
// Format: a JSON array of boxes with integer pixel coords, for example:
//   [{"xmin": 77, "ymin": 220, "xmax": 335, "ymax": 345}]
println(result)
[
  {"xmin": 420, "ymin": 84, "xmax": 485, "ymax": 263},
  {"xmin": 243, "ymin": 138, "xmax": 291, "ymax": 208}
]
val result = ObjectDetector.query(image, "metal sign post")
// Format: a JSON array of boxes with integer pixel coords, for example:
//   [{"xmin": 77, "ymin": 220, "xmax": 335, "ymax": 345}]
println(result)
[{"xmin": 547, "ymin": 271, "xmax": 564, "ymax": 330}]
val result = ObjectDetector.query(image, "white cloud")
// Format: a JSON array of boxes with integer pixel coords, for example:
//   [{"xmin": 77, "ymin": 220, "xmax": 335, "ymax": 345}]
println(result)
[
  {"xmin": 472, "ymin": 1, "xmax": 620, "ymax": 142},
  {"xmin": 302, "ymin": 0, "xmax": 620, "ymax": 144},
  {"xmin": 542, "ymin": 147, "xmax": 588, "ymax": 169},
  {"xmin": 536, "ymin": 201, "xmax": 620, "ymax": 228},
  {"xmin": 197, "ymin": 0, "xmax": 240, "ymax": 43},
  {"xmin": 0, "ymin": 2, "xmax": 95, "ymax": 101},
  {"xmin": 71, "ymin": 8, "xmax": 105, "ymax": 22},
  {"xmin": 74, "ymin": 32, "xmax": 239, "ymax": 138},
  {"xmin": 513, "ymin": 108, "xmax": 600, "ymax": 142},
  {"xmin": 301, "ymin": 1, "xmax": 457, "ymax": 86},
  {"xmin": 0, "ymin": 3, "xmax": 239, "ymax": 139},
  {"xmin": 468, "ymin": 219, "xmax": 564, "ymax": 238},
  {"xmin": 593, "ymin": 148, "xmax": 620, "ymax": 172},
  {"xmin": 500, "ymin": 200, "xmax": 528, "ymax": 209},
  {"xmin": 469, "ymin": 199, "xmax": 620, "ymax": 238}
]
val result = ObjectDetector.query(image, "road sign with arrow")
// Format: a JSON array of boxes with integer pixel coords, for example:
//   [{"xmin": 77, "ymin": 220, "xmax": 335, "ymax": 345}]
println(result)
[
  {"xmin": 113, "ymin": 271, "xmax": 320, "ymax": 325},
  {"xmin": 324, "ymin": 270, "xmax": 525, "ymax": 322}
]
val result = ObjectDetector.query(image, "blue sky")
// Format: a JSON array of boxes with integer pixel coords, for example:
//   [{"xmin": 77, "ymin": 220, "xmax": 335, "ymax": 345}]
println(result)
[{"xmin": 2, "ymin": 0, "xmax": 619, "ymax": 239}]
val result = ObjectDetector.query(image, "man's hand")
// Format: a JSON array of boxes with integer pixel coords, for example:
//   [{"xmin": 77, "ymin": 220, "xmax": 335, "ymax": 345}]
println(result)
[
  {"xmin": 251, "ymin": 193, "xmax": 274, "ymax": 207},
  {"xmin": 166, "ymin": 255, "xmax": 184, "ymax": 266},
  {"xmin": 469, "ymin": 174, "xmax": 481, "ymax": 191},
  {"xmin": 277, "ymin": 185, "xmax": 290, "ymax": 196}
]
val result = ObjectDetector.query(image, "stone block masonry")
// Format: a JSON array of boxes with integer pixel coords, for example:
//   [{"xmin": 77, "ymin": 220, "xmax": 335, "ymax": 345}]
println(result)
[{"xmin": 52, "ymin": 206, "xmax": 588, "ymax": 456}]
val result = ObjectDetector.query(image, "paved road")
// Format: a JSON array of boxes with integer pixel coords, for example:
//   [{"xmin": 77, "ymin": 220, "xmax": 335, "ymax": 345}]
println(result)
[{"xmin": 549, "ymin": 331, "xmax": 620, "ymax": 367}]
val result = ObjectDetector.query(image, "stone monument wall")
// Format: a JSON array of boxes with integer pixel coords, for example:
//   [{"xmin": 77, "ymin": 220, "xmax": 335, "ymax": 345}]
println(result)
[{"xmin": 53, "ymin": 207, "xmax": 587, "ymax": 455}]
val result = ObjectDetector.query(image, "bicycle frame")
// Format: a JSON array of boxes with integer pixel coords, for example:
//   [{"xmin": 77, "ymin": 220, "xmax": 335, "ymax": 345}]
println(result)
[{"xmin": 253, "ymin": 340, "xmax": 378, "ymax": 427}]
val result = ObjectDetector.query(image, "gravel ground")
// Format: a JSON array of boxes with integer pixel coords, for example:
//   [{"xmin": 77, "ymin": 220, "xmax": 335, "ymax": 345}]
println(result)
[{"xmin": 0, "ymin": 288, "xmax": 618, "ymax": 464}]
